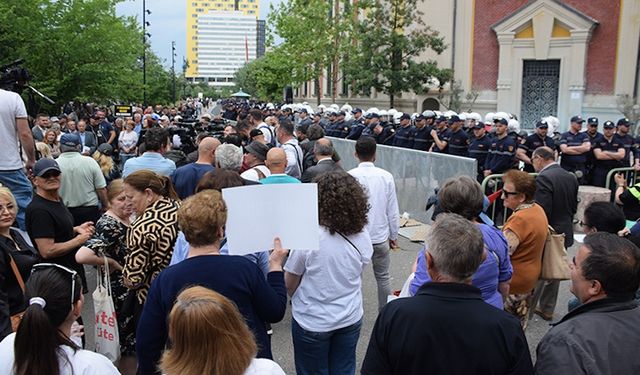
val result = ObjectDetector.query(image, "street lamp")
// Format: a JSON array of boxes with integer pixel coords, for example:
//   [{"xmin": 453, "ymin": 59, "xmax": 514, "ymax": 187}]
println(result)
[
  {"xmin": 172, "ymin": 41, "xmax": 177, "ymax": 103},
  {"xmin": 142, "ymin": 1, "xmax": 151, "ymax": 107}
]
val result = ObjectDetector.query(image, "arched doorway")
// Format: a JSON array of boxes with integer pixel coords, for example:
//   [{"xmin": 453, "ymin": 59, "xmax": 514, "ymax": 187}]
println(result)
[{"xmin": 422, "ymin": 98, "xmax": 440, "ymax": 112}]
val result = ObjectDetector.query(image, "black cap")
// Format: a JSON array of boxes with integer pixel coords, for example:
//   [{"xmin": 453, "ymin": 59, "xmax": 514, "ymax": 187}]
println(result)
[
  {"xmin": 436, "ymin": 115, "xmax": 447, "ymax": 123},
  {"xmin": 399, "ymin": 113, "xmax": 411, "ymax": 120},
  {"xmin": 299, "ymin": 108, "xmax": 308, "ymax": 113},
  {"xmin": 368, "ymin": 113, "xmax": 380, "ymax": 119},
  {"xmin": 448, "ymin": 115, "xmax": 461, "ymax": 123},
  {"xmin": 617, "ymin": 118, "xmax": 631, "ymax": 127},
  {"xmin": 337, "ymin": 110, "xmax": 346, "ymax": 117},
  {"xmin": 494, "ymin": 117, "xmax": 508, "ymax": 125},
  {"xmin": 249, "ymin": 128, "xmax": 264, "ymax": 138},
  {"xmin": 415, "ymin": 114, "xmax": 426, "ymax": 120},
  {"xmin": 97, "ymin": 143, "xmax": 113, "ymax": 156},
  {"xmin": 473, "ymin": 123, "xmax": 484, "ymax": 129},
  {"xmin": 535, "ymin": 120, "xmax": 549, "ymax": 128},
  {"xmin": 587, "ymin": 117, "xmax": 598, "ymax": 125},
  {"xmin": 351, "ymin": 108, "xmax": 362, "ymax": 114},
  {"xmin": 603, "ymin": 121, "xmax": 615, "ymax": 129},
  {"xmin": 33, "ymin": 158, "xmax": 61, "ymax": 177},
  {"xmin": 570, "ymin": 115, "xmax": 585, "ymax": 123}
]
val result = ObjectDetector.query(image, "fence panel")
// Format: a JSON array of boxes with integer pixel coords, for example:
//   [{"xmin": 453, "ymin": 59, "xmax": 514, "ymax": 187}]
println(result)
[{"xmin": 329, "ymin": 138, "xmax": 477, "ymax": 223}]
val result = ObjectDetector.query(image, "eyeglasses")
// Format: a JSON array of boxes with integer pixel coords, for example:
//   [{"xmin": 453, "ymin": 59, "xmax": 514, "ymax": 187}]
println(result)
[
  {"xmin": 31, "ymin": 263, "xmax": 78, "ymax": 306},
  {"xmin": 502, "ymin": 189, "xmax": 519, "ymax": 197}
]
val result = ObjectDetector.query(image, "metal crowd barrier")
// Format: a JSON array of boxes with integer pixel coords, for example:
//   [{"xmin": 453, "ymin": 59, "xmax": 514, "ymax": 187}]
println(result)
[
  {"xmin": 605, "ymin": 167, "xmax": 640, "ymax": 194},
  {"xmin": 329, "ymin": 138, "xmax": 477, "ymax": 223}
]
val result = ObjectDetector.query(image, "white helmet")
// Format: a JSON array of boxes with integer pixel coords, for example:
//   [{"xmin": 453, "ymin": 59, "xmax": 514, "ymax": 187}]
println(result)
[
  {"xmin": 508, "ymin": 119, "xmax": 521, "ymax": 133},
  {"xmin": 444, "ymin": 110, "xmax": 457, "ymax": 118},
  {"xmin": 422, "ymin": 110, "xmax": 436, "ymax": 119},
  {"xmin": 458, "ymin": 112, "xmax": 468, "ymax": 121},
  {"xmin": 266, "ymin": 102, "xmax": 275, "ymax": 110},
  {"xmin": 379, "ymin": 109, "xmax": 389, "ymax": 117},
  {"xmin": 435, "ymin": 111, "xmax": 443, "ymax": 117},
  {"xmin": 341, "ymin": 103, "xmax": 352, "ymax": 112},
  {"xmin": 388, "ymin": 108, "xmax": 398, "ymax": 116},
  {"xmin": 304, "ymin": 105, "xmax": 314, "ymax": 115},
  {"xmin": 302, "ymin": 101, "xmax": 309, "ymax": 106},
  {"xmin": 394, "ymin": 112, "xmax": 404, "ymax": 124},
  {"xmin": 495, "ymin": 111, "xmax": 510, "ymax": 121},
  {"xmin": 469, "ymin": 112, "xmax": 482, "ymax": 122},
  {"xmin": 329, "ymin": 104, "xmax": 340, "ymax": 111},
  {"xmin": 484, "ymin": 112, "xmax": 495, "ymax": 124},
  {"xmin": 367, "ymin": 107, "xmax": 380, "ymax": 115},
  {"xmin": 543, "ymin": 116, "xmax": 560, "ymax": 134}
]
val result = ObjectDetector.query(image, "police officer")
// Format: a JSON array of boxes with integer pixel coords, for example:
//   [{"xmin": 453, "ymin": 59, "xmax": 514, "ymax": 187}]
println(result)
[
  {"xmin": 324, "ymin": 111, "xmax": 339, "ymax": 136},
  {"xmin": 412, "ymin": 113, "xmax": 434, "ymax": 151},
  {"xmin": 346, "ymin": 108, "xmax": 366, "ymax": 140},
  {"xmin": 361, "ymin": 112, "xmax": 380, "ymax": 138},
  {"xmin": 559, "ymin": 115, "xmax": 591, "ymax": 184},
  {"xmin": 584, "ymin": 117, "xmax": 603, "ymax": 184},
  {"xmin": 297, "ymin": 108, "xmax": 313, "ymax": 127},
  {"xmin": 375, "ymin": 119, "xmax": 396, "ymax": 145},
  {"xmin": 333, "ymin": 111, "xmax": 350, "ymax": 138},
  {"xmin": 469, "ymin": 122, "xmax": 493, "ymax": 182},
  {"xmin": 430, "ymin": 116, "xmax": 452, "ymax": 153},
  {"xmin": 392, "ymin": 113, "xmax": 415, "ymax": 148},
  {"xmin": 446, "ymin": 115, "xmax": 469, "ymax": 157},
  {"xmin": 615, "ymin": 118, "xmax": 636, "ymax": 167},
  {"xmin": 591, "ymin": 120, "xmax": 625, "ymax": 187},
  {"xmin": 484, "ymin": 117, "xmax": 516, "ymax": 177},
  {"xmin": 517, "ymin": 119, "xmax": 556, "ymax": 172}
]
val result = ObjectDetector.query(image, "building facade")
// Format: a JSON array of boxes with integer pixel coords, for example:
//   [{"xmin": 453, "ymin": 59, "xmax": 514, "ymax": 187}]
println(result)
[
  {"xmin": 186, "ymin": 0, "xmax": 261, "ymax": 86},
  {"xmin": 295, "ymin": 0, "xmax": 640, "ymax": 131}
]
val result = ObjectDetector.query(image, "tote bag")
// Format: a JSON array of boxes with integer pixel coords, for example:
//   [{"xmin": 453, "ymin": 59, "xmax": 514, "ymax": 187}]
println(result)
[
  {"xmin": 93, "ymin": 257, "xmax": 120, "ymax": 362},
  {"xmin": 540, "ymin": 226, "xmax": 571, "ymax": 280}
]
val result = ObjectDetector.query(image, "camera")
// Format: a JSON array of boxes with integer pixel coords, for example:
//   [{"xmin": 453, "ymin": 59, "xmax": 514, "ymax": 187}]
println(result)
[{"xmin": 0, "ymin": 59, "xmax": 29, "ymax": 92}]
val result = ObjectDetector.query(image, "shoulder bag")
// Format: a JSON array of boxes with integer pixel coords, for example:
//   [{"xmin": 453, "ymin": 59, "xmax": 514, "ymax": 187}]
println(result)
[{"xmin": 540, "ymin": 225, "xmax": 571, "ymax": 280}]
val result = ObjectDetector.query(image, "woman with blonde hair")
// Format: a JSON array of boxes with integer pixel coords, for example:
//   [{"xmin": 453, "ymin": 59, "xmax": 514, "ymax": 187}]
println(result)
[
  {"xmin": 92, "ymin": 144, "xmax": 121, "ymax": 184},
  {"xmin": 35, "ymin": 142, "xmax": 53, "ymax": 159},
  {"xmin": 160, "ymin": 286, "xmax": 285, "ymax": 375},
  {"xmin": 44, "ymin": 129, "xmax": 61, "ymax": 158}
]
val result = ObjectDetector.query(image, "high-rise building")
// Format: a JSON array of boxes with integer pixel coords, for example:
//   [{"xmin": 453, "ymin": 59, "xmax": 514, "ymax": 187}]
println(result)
[
  {"xmin": 256, "ymin": 19, "xmax": 266, "ymax": 58},
  {"xmin": 186, "ymin": 0, "xmax": 260, "ymax": 86}
]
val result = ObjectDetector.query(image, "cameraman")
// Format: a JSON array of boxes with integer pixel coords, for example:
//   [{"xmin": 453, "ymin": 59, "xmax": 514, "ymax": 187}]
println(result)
[{"xmin": 0, "ymin": 88, "xmax": 36, "ymax": 229}]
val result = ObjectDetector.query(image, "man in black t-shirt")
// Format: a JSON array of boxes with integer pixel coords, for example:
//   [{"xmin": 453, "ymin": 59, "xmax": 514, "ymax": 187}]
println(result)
[{"xmin": 25, "ymin": 159, "xmax": 94, "ymax": 289}]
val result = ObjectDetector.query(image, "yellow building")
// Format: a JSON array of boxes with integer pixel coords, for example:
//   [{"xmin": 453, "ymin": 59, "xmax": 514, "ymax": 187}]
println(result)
[{"xmin": 186, "ymin": 0, "xmax": 260, "ymax": 82}]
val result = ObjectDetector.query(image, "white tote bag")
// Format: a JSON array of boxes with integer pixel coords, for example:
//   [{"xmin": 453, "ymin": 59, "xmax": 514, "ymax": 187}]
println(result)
[{"xmin": 93, "ymin": 257, "xmax": 120, "ymax": 362}]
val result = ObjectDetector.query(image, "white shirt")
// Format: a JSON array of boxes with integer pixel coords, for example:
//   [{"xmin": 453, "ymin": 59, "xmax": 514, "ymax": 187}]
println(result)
[
  {"xmin": 240, "ymin": 165, "xmax": 271, "ymax": 182},
  {"xmin": 257, "ymin": 122, "xmax": 273, "ymax": 144},
  {"xmin": 244, "ymin": 358, "xmax": 286, "ymax": 375},
  {"xmin": 281, "ymin": 138, "xmax": 303, "ymax": 179},
  {"xmin": 285, "ymin": 227, "xmax": 373, "ymax": 332},
  {"xmin": 348, "ymin": 162, "xmax": 400, "ymax": 244},
  {"xmin": 0, "ymin": 333, "xmax": 119, "ymax": 374},
  {"xmin": 0, "ymin": 89, "xmax": 28, "ymax": 170},
  {"xmin": 118, "ymin": 130, "xmax": 138, "ymax": 152}
]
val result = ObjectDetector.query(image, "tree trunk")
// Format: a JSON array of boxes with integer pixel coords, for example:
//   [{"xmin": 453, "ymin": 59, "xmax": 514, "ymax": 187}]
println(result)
[{"xmin": 390, "ymin": 93, "xmax": 395, "ymax": 108}]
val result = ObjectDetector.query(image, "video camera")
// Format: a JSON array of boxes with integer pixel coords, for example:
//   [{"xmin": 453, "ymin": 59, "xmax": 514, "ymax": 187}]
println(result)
[{"xmin": 0, "ymin": 59, "xmax": 29, "ymax": 92}]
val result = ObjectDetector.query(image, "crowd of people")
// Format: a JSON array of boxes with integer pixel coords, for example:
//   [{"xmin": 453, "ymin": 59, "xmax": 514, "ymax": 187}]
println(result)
[{"xmin": 1, "ymin": 84, "xmax": 640, "ymax": 375}]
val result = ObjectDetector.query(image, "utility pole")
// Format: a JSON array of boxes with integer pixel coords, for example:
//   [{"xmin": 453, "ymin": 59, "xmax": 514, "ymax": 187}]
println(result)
[
  {"xmin": 171, "ymin": 41, "xmax": 177, "ymax": 103},
  {"xmin": 142, "ymin": 0, "xmax": 151, "ymax": 107}
]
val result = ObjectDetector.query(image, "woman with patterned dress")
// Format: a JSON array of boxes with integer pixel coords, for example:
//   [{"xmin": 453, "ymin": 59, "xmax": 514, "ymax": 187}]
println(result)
[
  {"xmin": 121, "ymin": 170, "xmax": 180, "ymax": 371},
  {"xmin": 75, "ymin": 179, "xmax": 136, "ymax": 374}
]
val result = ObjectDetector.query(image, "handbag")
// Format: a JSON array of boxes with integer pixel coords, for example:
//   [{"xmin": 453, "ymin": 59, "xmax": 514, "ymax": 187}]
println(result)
[
  {"xmin": 7, "ymin": 252, "xmax": 26, "ymax": 332},
  {"xmin": 540, "ymin": 225, "xmax": 571, "ymax": 280},
  {"xmin": 93, "ymin": 257, "xmax": 120, "ymax": 362}
]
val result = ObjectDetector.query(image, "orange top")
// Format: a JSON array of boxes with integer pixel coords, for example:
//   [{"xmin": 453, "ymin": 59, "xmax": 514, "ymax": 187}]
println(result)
[{"xmin": 503, "ymin": 203, "xmax": 549, "ymax": 294}]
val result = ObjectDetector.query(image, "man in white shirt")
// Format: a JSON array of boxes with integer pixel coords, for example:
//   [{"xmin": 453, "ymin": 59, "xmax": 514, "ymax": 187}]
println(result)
[
  {"xmin": 348, "ymin": 136, "xmax": 400, "ymax": 310},
  {"xmin": 276, "ymin": 120, "xmax": 304, "ymax": 180}
]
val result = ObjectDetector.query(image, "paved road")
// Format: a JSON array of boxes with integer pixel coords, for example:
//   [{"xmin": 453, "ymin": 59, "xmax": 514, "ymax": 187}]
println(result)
[{"xmin": 81, "ymin": 235, "xmax": 576, "ymax": 373}]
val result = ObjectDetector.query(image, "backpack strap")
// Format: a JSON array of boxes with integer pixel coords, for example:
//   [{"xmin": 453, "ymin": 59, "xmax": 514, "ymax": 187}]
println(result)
[
  {"xmin": 253, "ymin": 166, "xmax": 266, "ymax": 180},
  {"xmin": 336, "ymin": 231, "xmax": 362, "ymax": 256},
  {"xmin": 283, "ymin": 142, "xmax": 304, "ymax": 172}
]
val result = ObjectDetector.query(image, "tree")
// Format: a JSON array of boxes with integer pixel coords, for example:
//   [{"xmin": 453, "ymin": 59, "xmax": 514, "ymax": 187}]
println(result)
[
  {"xmin": 0, "ymin": 0, "xmax": 173, "ymax": 110},
  {"xmin": 345, "ymin": 0, "xmax": 453, "ymax": 107}
]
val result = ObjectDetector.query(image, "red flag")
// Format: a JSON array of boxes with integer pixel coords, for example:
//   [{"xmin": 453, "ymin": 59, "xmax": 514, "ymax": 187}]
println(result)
[{"xmin": 245, "ymin": 34, "xmax": 249, "ymax": 62}]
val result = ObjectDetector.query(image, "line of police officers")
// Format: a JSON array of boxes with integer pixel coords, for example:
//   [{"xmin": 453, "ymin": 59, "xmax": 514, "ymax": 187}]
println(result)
[{"xmin": 308, "ymin": 107, "xmax": 639, "ymax": 186}]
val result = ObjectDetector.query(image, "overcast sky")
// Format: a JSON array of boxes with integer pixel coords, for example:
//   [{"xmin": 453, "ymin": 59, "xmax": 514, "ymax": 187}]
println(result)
[{"xmin": 115, "ymin": 0, "xmax": 283, "ymax": 68}]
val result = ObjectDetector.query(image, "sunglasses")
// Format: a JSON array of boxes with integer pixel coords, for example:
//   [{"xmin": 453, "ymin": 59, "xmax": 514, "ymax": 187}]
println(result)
[
  {"xmin": 31, "ymin": 263, "xmax": 78, "ymax": 306},
  {"xmin": 502, "ymin": 189, "xmax": 519, "ymax": 197},
  {"xmin": 40, "ymin": 170, "xmax": 61, "ymax": 179}
]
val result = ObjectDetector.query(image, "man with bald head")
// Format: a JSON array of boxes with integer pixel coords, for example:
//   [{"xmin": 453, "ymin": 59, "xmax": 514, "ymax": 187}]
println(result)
[
  {"xmin": 300, "ymin": 138, "xmax": 342, "ymax": 183},
  {"xmin": 261, "ymin": 148, "xmax": 301, "ymax": 184},
  {"xmin": 171, "ymin": 136, "xmax": 221, "ymax": 199},
  {"xmin": 529, "ymin": 146, "xmax": 579, "ymax": 321}
]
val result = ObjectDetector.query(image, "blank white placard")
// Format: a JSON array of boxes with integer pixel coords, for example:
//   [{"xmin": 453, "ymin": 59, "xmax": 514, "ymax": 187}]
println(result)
[{"xmin": 222, "ymin": 184, "xmax": 320, "ymax": 255}]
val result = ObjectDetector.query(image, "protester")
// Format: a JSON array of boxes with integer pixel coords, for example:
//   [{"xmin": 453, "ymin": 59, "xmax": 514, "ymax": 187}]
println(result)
[
  {"xmin": 348, "ymin": 136, "xmax": 399, "ymax": 310},
  {"xmin": 123, "ymin": 127, "xmax": 176, "ymax": 177},
  {"xmin": 362, "ymin": 214, "xmax": 533, "ymax": 374},
  {"xmin": 241, "ymin": 141, "xmax": 271, "ymax": 182},
  {"xmin": 0, "ymin": 187, "xmax": 38, "ymax": 340},
  {"xmin": 137, "ymin": 190, "xmax": 287, "ymax": 374},
  {"xmin": 262, "ymin": 148, "xmax": 301, "ymax": 184},
  {"xmin": 501, "ymin": 170, "xmax": 548, "ymax": 327},
  {"xmin": 410, "ymin": 176, "xmax": 512, "ymax": 309},
  {"xmin": 535, "ymin": 233, "xmax": 640, "ymax": 374},
  {"xmin": 277, "ymin": 120, "xmax": 304, "ymax": 179},
  {"xmin": 285, "ymin": 171, "xmax": 373, "ymax": 374},
  {"xmin": 300, "ymin": 138, "xmax": 342, "ymax": 183},
  {"xmin": 75, "ymin": 179, "xmax": 136, "ymax": 374},
  {"xmin": 0, "ymin": 265, "xmax": 119, "ymax": 374},
  {"xmin": 159, "ymin": 286, "xmax": 285, "ymax": 375},
  {"xmin": 171, "ymin": 137, "xmax": 219, "ymax": 199}
]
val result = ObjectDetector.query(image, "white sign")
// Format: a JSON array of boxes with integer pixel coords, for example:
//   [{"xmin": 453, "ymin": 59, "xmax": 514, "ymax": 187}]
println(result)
[{"xmin": 222, "ymin": 184, "xmax": 320, "ymax": 255}]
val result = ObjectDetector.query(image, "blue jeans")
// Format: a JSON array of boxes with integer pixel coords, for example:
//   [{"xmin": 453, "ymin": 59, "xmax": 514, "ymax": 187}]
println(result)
[
  {"xmin": 292, "ymin": 318, "xmax": 362, "ymax": 375},
  {"xmin": 0, "ymin": 169, "xmax": 32, "ymax": 229}
]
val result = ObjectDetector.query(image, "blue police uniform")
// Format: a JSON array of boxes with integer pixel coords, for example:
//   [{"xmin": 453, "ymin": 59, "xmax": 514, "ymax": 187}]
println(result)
[
  {"xmin": 447, "ymin": 129, "xmax": 469, "ymax": 157},
  {"xmin": 585, "ymin": 131, "xmax": 603, "ymax": 184},
  {"xmin": 616, "ymin": 133, "xmax": 635, "ymax": 166},
  {"xmin": 346, "ymin": 118, "xmax": 365, "ymax": 140},
  {"xmin": 519, "ymin": 133, "xmax": 556, "ymax": 172},
  {"xmin": 376, "ymin": 123, "xmax": 396, "ymax": 145},
  {"xmin": 333, "ymin": 120, "xmax": 349, "ymax": 138},
  {"xmin": 591, "ymin": 135, "xmax": 624, "ymax": 187},
  {"xmin": 392, "ymin": 125, "xmax": 416, "ymax": 149},
  {"xmin": 432, "ymin": 129, "xmax": 452, "ymax": 153},
  {"xmin": 485, "ymin": 135, "xmax": 517, "ymax": 174},
  {"xmin": 469, "ymin": 133, "xmax": 493, "ymax": 182},
  {"xmin": 559, "ymin": 130, "xmax": 590, "ymax": 182},
  {"xmin": 412, "ymin": 126, "xmax": 434, "ymax": 151}
]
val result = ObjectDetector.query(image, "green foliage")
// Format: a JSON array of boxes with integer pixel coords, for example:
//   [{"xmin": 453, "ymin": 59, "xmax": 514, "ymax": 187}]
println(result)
[
  {"xmin": 345, "ymin": 0, "xmax": 453, "ymax": 107},
  {"xmin": 0, "ymin": 0, "xmax": 175, "ymax": 110},
  {"xmin": 234, "ymin": 47, "xmax": 296, "ymax": 101}
]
